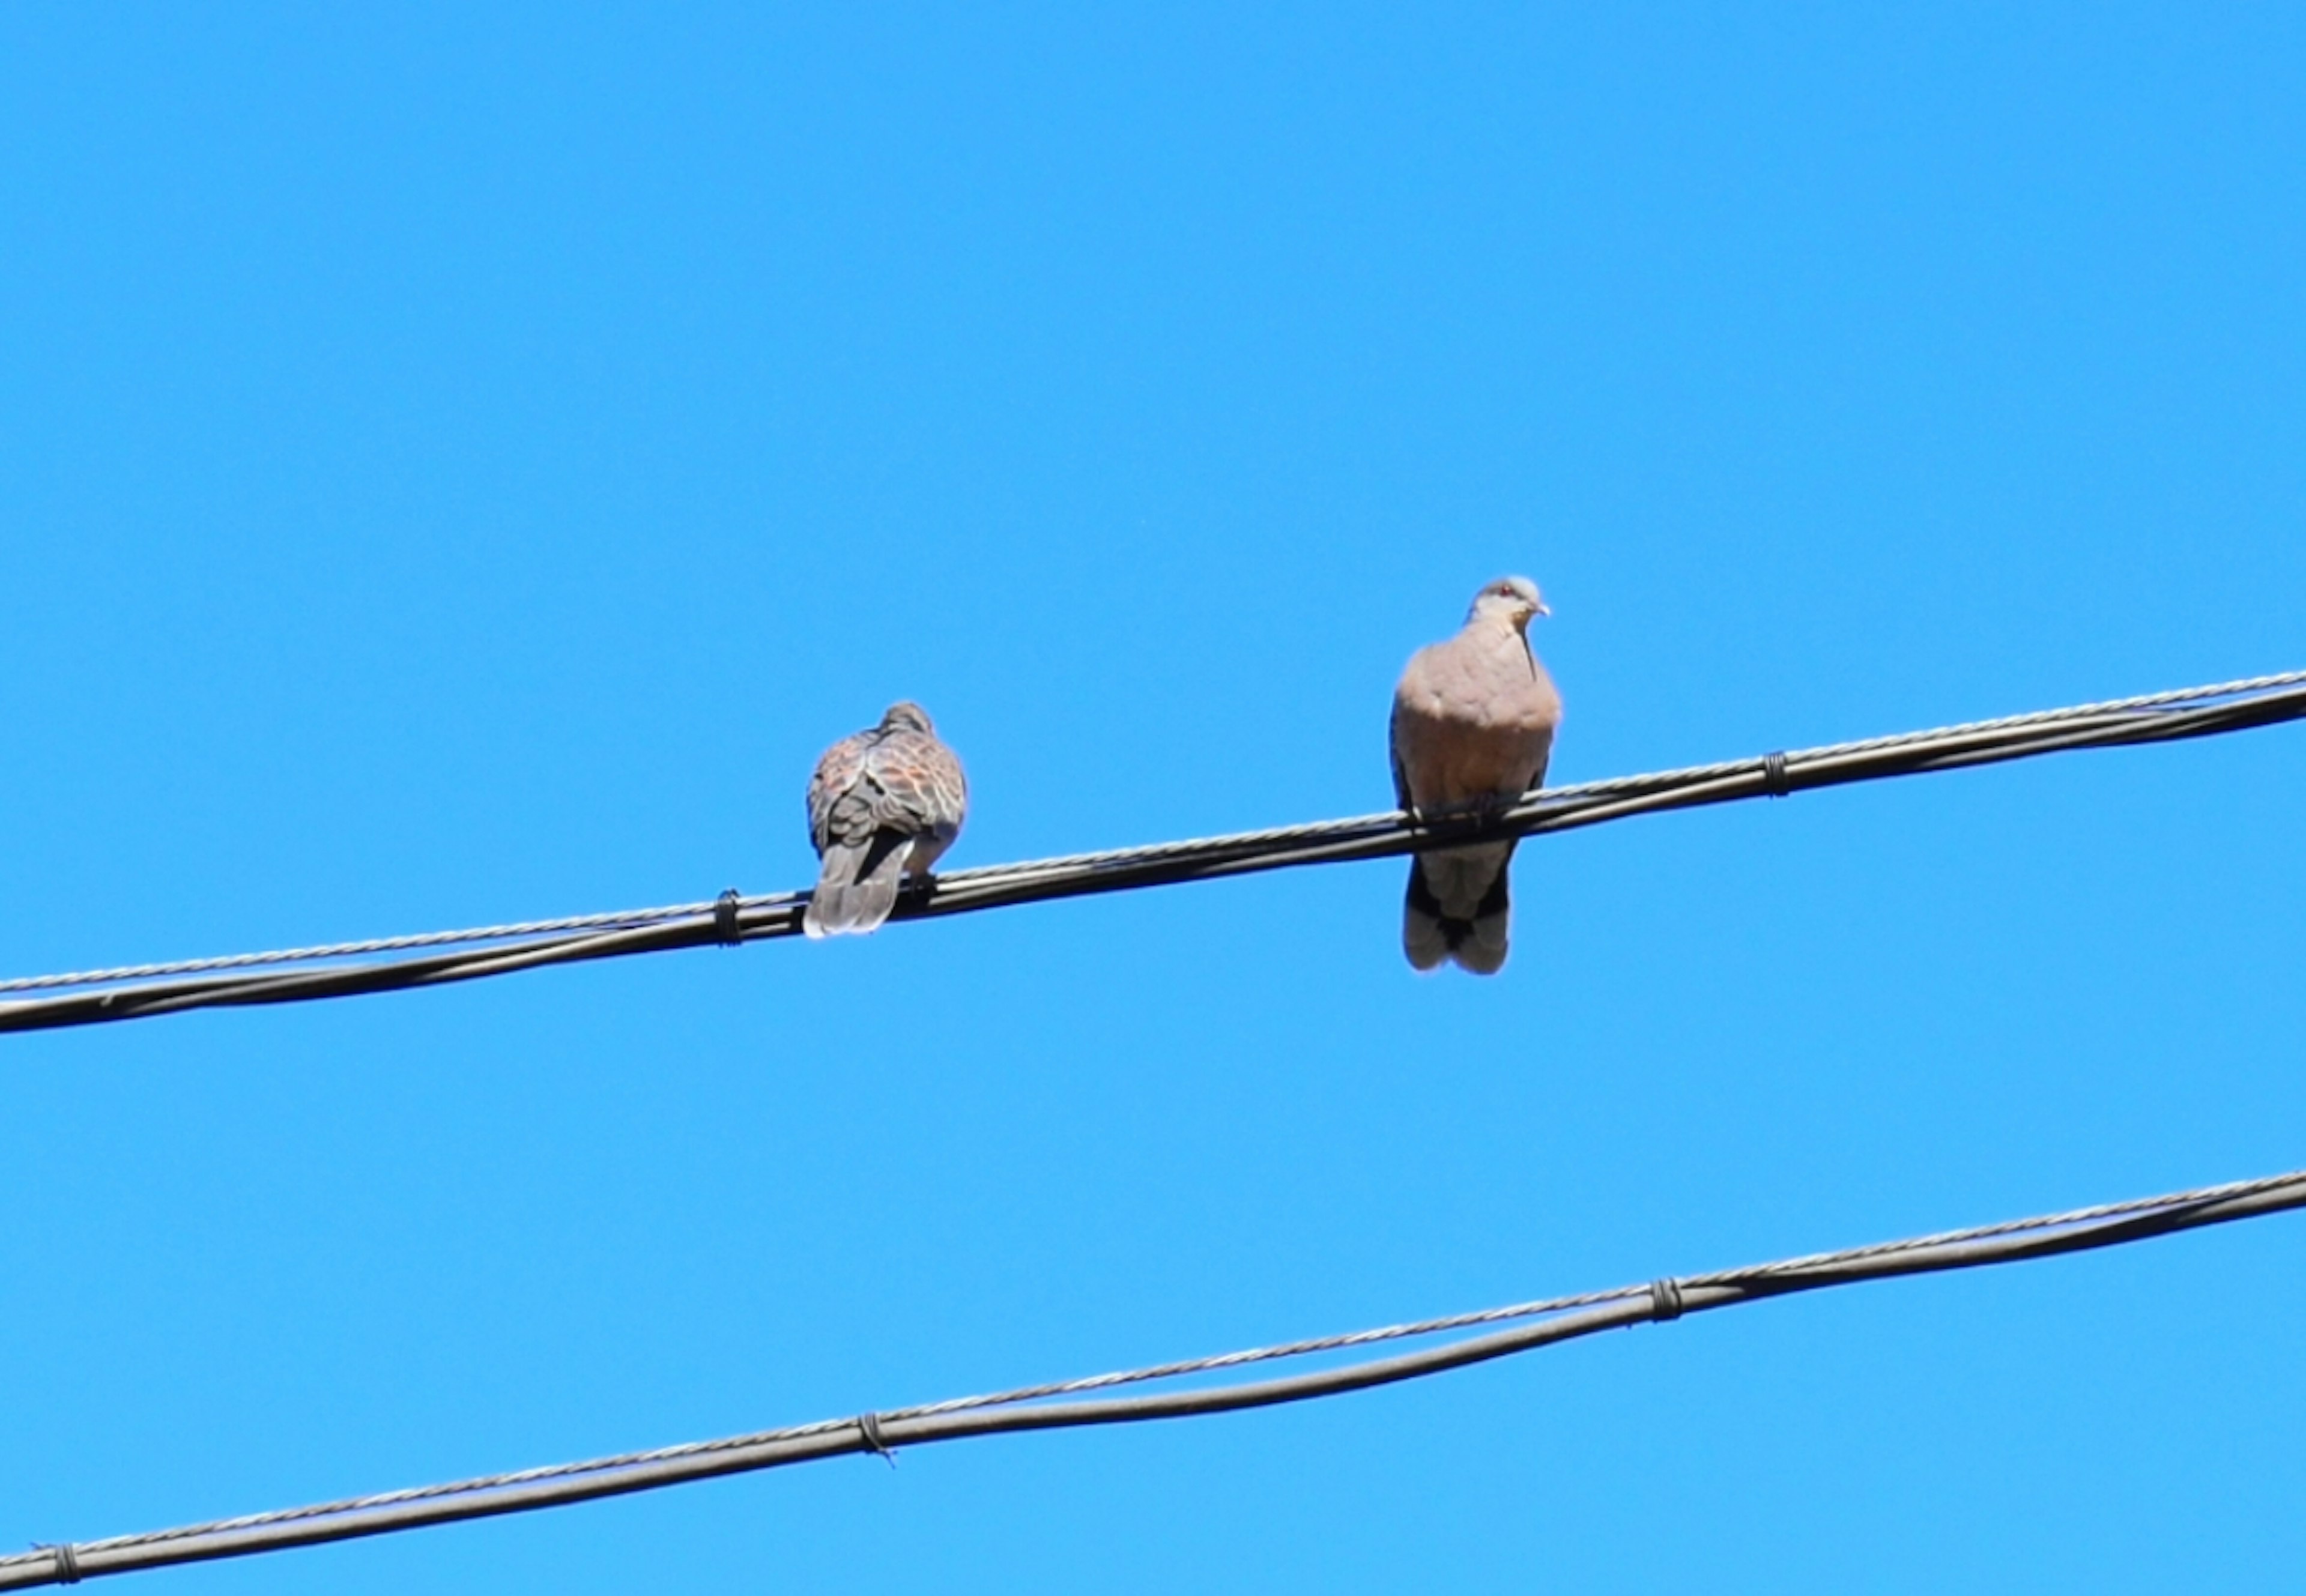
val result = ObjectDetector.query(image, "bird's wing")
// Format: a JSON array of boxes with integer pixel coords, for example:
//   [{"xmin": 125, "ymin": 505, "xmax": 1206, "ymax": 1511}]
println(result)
[
  {"xmin": 1388, "ymin": 697, "xmax": 1415, "ymax": 812},
  {"xmin": 863, "ymin": 730, "xmax": 969, "ymax": 840},
  {"xmin": 805, "ymin": 733, "xmax": 872, "ymax": 855}
]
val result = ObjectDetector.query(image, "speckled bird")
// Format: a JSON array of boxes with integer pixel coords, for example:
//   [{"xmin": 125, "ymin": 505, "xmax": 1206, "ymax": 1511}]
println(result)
[{"xmin": 803, "ymin": 702, "xmax": 969, "ymax": 939}]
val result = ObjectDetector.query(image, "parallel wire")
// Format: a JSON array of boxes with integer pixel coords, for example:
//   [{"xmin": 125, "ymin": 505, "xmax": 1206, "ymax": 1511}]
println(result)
[
  {"xmin": 0, "ymin": 901, "xmax": 727, "ymax": 994},
  {"xmin": 9, "ymin": 1165, "xmax": 2301, "ymax": 1588},
  {"xmin": 4, "ymin": 667, "xmax": 2302, "ymax": 1035}
]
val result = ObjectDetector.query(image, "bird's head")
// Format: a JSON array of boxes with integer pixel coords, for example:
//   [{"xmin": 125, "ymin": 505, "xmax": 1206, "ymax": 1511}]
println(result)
[
  {"xmin": 880, "ymin": 701, "xmax": 937, "ymax": 734},
  {"xmin": 1468, "ymin": 575, "xmax": 1549, "ymax": 631}
]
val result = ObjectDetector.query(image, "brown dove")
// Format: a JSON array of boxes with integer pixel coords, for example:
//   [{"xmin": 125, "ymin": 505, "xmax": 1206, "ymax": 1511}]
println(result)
[
  {"xmin": 803, "ymin": 701, "xmax": 969, "ymax": 938},
  {"xmin": 1389, "ymin": 576, "xmax": 1560, "ymax": 974}
]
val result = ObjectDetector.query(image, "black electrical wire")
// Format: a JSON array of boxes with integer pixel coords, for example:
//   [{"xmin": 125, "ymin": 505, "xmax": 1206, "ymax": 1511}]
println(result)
[
  {"xmin": 7, "ymin": 1165, "xmax": 2300, "ymax": 1588},
  {"xmin": 2, "ymin": 668, "xmax": 2301, "ymax": 1036}
]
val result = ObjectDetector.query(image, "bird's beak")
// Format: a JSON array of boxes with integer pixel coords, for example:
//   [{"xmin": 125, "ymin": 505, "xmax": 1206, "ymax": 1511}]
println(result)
[{"xmin": 1533, "ymin": 600, "xmax": 1551, "ymax": 618}]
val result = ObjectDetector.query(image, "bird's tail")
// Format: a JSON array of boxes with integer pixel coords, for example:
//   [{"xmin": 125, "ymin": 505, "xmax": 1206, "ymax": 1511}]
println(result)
[
  {"xmin": 803, "ymin": 834, "xmax": 912, "ymax": 938},
  {"xmin": 1402, "ymin": 843, "xmax": 1515, "ymax": 975}
]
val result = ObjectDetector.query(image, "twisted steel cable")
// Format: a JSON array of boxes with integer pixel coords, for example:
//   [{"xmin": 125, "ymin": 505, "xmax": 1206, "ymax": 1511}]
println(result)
[
  {"xmin": 2, "ymin": 667, "xmax": 2301, "ymax": 1035},
  {"xmin": 7, "ymin": 1164, "xmax": 2301, "ymax": 1588}
]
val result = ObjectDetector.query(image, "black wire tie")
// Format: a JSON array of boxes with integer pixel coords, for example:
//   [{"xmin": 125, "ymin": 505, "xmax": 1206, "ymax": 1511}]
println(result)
[
  {"xmin": 41, "ymin": 1542, "xmax": 82, "ymax": 1585},
  {"xmin": 856, "ymin": 1412, "xmax": 897, "ymax": 1466},
  {"xmin": 1762, "ymin": 752, "xmax": 1791, "ymax": 797},
  {"xmin": 1649, "ymin": 1278, "xmax": 1685, "ymax": 1323},
  {"xmin": 713, "ymin": 890, "xmax": 743, "ymax": 947}
]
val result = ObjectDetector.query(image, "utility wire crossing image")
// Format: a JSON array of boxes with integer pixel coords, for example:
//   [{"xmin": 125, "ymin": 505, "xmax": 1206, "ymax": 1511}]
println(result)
[
  {"xmin": 7, "ymin": 1165, "xmax": 2302, "ymax": 1589},
  {"xmin": 3, "ymin": 667, "xmax": 2302, "ymax": 1035}
]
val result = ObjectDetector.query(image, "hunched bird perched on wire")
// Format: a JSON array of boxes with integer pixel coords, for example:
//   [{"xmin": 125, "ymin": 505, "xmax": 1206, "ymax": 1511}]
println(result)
[
  {"xmin": 803, "ymin": 702, "xmax": 969, "ymax": 938},
  {"xmin": 1389, "ymin": 576, "xmax": 1561, "ymax": 973}
]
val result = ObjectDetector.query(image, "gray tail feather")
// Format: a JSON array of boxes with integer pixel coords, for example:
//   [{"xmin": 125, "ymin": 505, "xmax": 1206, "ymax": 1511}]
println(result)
[
  {"xmin": 1401, "ymin": 847, "xmax": 1515, "ymax": 976},
  {"xmin": 803, "ymin": 835, "xmax": 910, "ymax": 938}
]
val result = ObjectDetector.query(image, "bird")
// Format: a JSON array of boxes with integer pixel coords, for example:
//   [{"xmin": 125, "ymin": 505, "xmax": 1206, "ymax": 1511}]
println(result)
[
  {"xmin": 803, "ymin": 701, "xmax": 969, "ymax": 939},
  {"xmin": 1388, "ymin": 576, "xmax": 1561, "ymax": 974}
]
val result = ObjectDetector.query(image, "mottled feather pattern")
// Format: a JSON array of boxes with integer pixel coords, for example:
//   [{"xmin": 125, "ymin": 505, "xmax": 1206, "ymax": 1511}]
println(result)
[
  {"xmin": 806, "ymin": 735, "xmax": 872, "ymax": 854},
  {"xmin": 803, "ymin": 703, "xmax": 969, "ymax": 939}
]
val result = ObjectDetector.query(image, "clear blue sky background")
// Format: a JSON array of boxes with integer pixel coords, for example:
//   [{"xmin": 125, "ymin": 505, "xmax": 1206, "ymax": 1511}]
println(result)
[{"xmin": 3, "ymin": 6, "xmax": 2302, "ymax": 1591}]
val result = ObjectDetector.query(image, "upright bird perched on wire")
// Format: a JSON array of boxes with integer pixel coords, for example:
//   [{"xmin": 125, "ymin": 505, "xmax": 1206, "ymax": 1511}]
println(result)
[
  {"xmin": 803, "ymin": 702, "xmax": 969, "ymax": 939},
  {"xmin": 1389, "ymin": 576, "xmax": 1561, "ymax": 975}
]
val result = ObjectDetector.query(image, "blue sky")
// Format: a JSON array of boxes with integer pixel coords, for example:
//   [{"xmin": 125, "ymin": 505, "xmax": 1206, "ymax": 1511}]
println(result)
[{"xmin": 2, "ymin": 5, "xmax": 2302, "ymax": 1591}]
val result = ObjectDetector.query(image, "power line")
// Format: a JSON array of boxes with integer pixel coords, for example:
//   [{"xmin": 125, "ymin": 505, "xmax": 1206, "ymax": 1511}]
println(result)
[
  {"xmin": 9, "ymin": 1164, "xmax": 2301, "ymax": 1588},
  {"xmin": 3, "ymin": 667, "xmax": 2302, "ymax": 1036}
]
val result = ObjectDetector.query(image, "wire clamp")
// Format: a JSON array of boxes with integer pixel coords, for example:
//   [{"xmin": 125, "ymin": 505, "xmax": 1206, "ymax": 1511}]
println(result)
[
  {"xmin": 713, "ymin": 890, "xmax": 743, "ymax": 947},
  {"xmin": 1761, "ymin": 752, "xmax": 1792, "ymax": 797},
  {"xmin": 1648, "ymin": 1277, "xmax": 1685, "ymax": 1323},
  {"xmin": 856, "ymin": 1412, "xmax": 897, "ymax": 1466},
  {"xmin": 39, "ymin": 1542, "xmax": 82, "ymax": 1585}
]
